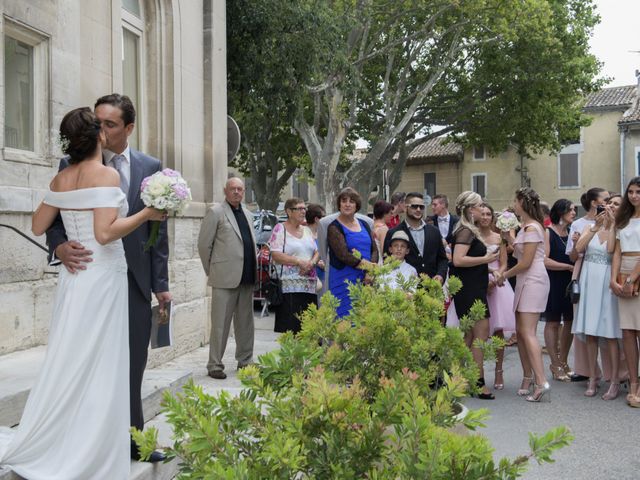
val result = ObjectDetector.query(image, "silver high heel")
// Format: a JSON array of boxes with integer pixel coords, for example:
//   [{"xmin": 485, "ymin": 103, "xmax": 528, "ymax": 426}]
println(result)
[
  {"xmin": 526, "ymin": 382, "xmax": 551, "ymax": 403},
  {"xmin": 517, "ymin": 376, "xmax": 533, "ymax": 397}
]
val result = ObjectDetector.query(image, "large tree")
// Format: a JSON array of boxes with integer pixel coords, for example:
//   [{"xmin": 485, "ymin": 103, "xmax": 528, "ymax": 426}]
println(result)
[
  {"xmin": 226, "ymin": 0, "xmax": 339, "ymax": 211},
  {"xmin": 293, "ymin": 0, "xmax": 603, "ymax": 210}
]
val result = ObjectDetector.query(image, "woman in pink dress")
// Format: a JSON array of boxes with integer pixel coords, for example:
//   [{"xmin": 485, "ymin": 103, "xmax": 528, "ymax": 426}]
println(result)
[
  {"xmin": 503, "ymin": 188, "xmax": 551, "ymax": 402},
  {"xmin": 478, "ymin": 203, "xmax": 515, "ymax": 390}
]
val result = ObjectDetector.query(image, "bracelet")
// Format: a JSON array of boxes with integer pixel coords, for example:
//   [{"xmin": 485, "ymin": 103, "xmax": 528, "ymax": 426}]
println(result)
[{"xmin": 589, "ymin": 227, "xmax": 599, "ymax": 233}]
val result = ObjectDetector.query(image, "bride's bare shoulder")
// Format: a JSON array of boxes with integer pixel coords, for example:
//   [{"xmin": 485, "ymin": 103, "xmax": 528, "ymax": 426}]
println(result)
[{"xmin": 90, "ymin": 164, "xmax": 120, "ymax": 188}]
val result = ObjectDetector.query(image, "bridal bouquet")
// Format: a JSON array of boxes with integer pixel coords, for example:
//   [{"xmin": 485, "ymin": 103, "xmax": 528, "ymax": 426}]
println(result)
[
  {"xmin": 140, "ymin": 168, "xmax": 192, "ymax": 251},
  {"xmin": 495, "ymin": 210, "xmax": 520, "ymax": 232}
]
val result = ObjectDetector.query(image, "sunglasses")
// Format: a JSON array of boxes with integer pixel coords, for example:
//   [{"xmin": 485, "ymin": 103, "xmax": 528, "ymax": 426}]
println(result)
[{"xmin": 408, "ymin": 204, "xmax": 426, "ymax": 210}]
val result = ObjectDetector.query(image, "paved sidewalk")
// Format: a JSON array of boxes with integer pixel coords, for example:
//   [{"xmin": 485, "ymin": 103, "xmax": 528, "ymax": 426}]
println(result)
[
  {"xmin": 466, "ymin": 339, "xmax": 640, "ymax": 480},
  {"xmin": 161, "ymin": 313, "xmax": 640, "ymax": 479}
]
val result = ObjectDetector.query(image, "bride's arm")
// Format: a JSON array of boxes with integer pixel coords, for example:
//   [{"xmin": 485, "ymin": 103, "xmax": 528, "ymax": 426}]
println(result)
[
  {"xmin": 32, "ymin": 202, "xmax": 60, "ymax": 236},
  {"xmin": 93, "ymin": 170, "xmax": 165, "ymax": 245}
]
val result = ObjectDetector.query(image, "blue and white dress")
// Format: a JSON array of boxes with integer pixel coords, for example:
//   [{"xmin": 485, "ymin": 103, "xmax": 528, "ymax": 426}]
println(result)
[{"xmin": 573, "ymin": 235, "xmax": 621, "ymax": 340}]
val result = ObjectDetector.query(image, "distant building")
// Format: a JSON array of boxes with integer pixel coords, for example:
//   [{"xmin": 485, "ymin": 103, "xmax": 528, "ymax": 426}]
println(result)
[{"xmin": 396, "ymin": 81, "xmax": 640, "ymax": 212}]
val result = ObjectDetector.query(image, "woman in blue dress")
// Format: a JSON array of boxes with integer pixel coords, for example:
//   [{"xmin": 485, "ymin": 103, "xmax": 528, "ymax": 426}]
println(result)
[{"xmin": 327, "ymin": 188, "xmax": 378, "ymax": 318}]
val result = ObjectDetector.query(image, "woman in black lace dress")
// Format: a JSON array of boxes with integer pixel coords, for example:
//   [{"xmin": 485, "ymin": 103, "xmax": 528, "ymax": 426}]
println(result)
[{"xmin": 451, "ymin": 191, "xmax": 499, "ymax": 399}]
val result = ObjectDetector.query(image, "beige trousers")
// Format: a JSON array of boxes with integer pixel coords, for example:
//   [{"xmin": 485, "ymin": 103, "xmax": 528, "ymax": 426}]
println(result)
[{"xmin": 207, "ymin": 284, "xmax": 255, "ymax": 372}]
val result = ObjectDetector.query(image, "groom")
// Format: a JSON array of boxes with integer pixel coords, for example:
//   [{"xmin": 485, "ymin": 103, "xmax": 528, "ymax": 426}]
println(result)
[{"xmin": 46, "ymin": 94, "xmax": 171, "ymax": 462}]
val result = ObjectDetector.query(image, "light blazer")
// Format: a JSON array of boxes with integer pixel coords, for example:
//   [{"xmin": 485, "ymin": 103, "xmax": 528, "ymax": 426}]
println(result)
[
  {"xmin": 198, "ymin": 201, "xmax": 257, "ymax": 289},
  {"xmin": 46, "ymin": 150, "xmax": 170, "ymax": 300},
  {"xmin": 316, "ymin": 212, "xmax": 374, "ymax": 297}
]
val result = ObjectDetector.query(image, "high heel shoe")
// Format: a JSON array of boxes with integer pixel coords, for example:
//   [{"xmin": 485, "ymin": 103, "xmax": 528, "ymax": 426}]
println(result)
[
  {"xmin": 517, "ymin": 376, "xmax": 533, "ymax": 397},
  {"xmin": 602, "ymin": 383, "xmax": 620, "ymax": 401},
  {"xmin": 550, "ymin": 364, "xmax": 570, "ymax": 382},
  {"xmin": 526, "ymin": 382, "xmax": 551, "ymax": 402},
  {"xmin": 494, "ymin": 369, "xmax": 504, "ymax": 390},
  {"xmin": 476, "ymin": 377, "xmax": 495, "ymax": 400},
  {"xmin": 560, "ymin": 362, "xmax": 575, "ymax": 377},
  {"xmin": 584, "ymin": 378, "xmax": 598, "ymax": 397},
  {"xmin": 626, "ymin": 382, "xmax": 638, "ymax": 403}
]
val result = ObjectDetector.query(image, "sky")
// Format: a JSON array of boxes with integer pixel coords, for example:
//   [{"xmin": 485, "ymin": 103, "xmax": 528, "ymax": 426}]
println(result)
[{"xmin": 590, "ymin": 0, "xmax": 640, "ymax": 87}]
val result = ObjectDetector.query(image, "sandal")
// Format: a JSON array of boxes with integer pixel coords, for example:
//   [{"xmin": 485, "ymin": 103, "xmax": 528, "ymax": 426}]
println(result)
[
  {"xmin": 626, "ymin": 382, "xmax": 639, "ymax": 403},
  {"xmin": 517, "ymin": 376, "xmax": 533, "ymax": 397},
  {"xmin": 494, "ymin": 369, "xmax": 504, "ymax": 390},
  {"xmin": 476, "ymin": 378, "xmax": 495, "ymax": 400},
  {"xmin": 602, "ymin": 383, "xmax": 620, "ymax": 401}
]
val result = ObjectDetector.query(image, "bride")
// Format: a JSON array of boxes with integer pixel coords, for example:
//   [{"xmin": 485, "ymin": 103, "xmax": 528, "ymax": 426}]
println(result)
[{"xmin": 0, "ymin": 107, "xmax": 165, "ymax": 479}]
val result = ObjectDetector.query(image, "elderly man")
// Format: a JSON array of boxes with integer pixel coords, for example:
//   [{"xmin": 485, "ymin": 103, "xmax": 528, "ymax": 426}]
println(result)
[{"xmin": 198, "ymin": 177, "xmax": 256, "ymax": 379}]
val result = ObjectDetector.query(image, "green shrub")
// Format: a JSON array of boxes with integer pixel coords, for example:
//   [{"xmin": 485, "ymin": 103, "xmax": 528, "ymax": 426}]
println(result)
[{"xmin": 134, "ymin": 263, "xmax": 573, "ymax": 478}]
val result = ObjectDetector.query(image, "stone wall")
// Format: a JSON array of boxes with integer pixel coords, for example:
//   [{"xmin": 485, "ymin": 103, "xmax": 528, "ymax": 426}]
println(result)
[{"xmin": 0, "ymin": 0, "xmax": 227, "ymax": 362}]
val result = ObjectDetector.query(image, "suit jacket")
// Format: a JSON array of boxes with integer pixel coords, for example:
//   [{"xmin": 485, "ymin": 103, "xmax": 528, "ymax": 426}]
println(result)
[
  {"xmin": 384, "ymin": 220, "xmax": 448, "ymax": 279},
  {"xmin": 46, "ymin": 150, "xmax": 170, "ymax": 301},
  {"xmin": 430, "ymin": 214, "xmax": 459, "ymax": 244},
  {"xmin": 197, "ymin": 201, "xmax": 257, "ymax": 289}
]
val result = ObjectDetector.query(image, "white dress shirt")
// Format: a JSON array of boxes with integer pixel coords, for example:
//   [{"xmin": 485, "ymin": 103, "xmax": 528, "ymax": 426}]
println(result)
[
  {"xmin": 437, "ymin": 214, "xmax": 450, "ymax": 239},
  {"xmin": 408, "ymin": 220, "xmax": 427, "ymax": 254}
]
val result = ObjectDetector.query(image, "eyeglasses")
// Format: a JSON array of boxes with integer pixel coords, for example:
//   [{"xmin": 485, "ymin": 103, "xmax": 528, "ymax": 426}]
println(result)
[
  {"xmin": 289, "ymin": 207, "xmax": 307, "ymax": 212},
  {"xmin": 408, "ymin": 204, "xmax": 426, "ymax": 210}
]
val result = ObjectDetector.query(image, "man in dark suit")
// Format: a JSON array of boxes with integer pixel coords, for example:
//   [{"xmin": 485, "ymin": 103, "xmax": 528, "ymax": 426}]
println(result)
[
  {"xmin": 384, "ymin": 192, "xmax": 448, "ymax": 283},
  {"xmin": 430, "ymin": 194, "xmax": 459, "ymax": 245},
  {"xmin": 46, "ymin": 94, "xmax": 170, "ymax": 462}
]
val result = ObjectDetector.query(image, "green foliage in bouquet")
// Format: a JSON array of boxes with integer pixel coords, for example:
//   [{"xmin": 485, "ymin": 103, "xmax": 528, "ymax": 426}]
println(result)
[{"xmin": 134, "ymin": 262, "xmax": 573, "ymax": 478}]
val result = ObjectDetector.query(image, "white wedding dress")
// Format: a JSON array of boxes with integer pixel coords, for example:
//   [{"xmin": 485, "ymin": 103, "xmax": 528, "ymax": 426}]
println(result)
[{"xmin": 0, "ymin": 187, "xmax": 130, "ymax": 479}]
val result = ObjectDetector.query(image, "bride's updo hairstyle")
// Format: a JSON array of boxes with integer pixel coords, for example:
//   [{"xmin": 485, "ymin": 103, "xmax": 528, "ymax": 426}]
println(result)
[
  {"xmin": 453, "ymin": 190, "xmax": 483, "ymax": 239},
  {"xmin": 515, "ymin": 187, "xmax": 545, "ymax": 225},
  {"xmin": 59, "ymin": 107, "xmax": 102, "ymax": 165}
]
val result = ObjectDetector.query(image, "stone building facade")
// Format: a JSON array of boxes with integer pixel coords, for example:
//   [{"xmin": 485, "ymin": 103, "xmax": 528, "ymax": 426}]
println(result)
[{"xmin": 0, "ymin": 0, "xmax": 227, "ymax": 367}]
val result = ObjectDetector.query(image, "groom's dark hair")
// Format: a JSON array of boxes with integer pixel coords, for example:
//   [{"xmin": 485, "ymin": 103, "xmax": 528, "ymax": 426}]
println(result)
[{"xmin": 95, "ymin": 93, "xmax": 136, "ymax": 126}]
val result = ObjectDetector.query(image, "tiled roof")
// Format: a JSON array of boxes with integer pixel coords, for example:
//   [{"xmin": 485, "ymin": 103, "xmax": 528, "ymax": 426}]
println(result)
[
  {"xmin": 584, "ymin": 85, "xmax": 635, "ymax": 110},
  {"xmin": 407, "ymin": 137, "xmax": 463, "ymax": 161},
  {"xmin": 620, "ymin": 97, "xmax": 640, "ymax": 125}
]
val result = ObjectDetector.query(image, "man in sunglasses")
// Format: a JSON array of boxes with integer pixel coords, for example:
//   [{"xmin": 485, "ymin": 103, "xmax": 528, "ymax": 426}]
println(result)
[{"xmin": 383, "ymin": 192, "xmax": 448, "ymax": 284}]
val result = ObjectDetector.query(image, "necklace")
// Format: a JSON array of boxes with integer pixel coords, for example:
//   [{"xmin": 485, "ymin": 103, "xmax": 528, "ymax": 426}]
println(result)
[{"xmin": 550, "ymin": 226, "xmax": 568, "ymax": 247}]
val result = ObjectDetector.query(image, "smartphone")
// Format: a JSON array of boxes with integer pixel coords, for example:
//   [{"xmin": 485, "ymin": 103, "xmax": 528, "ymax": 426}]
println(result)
[{"xmin": 596, "ymin": 205, "xmax": 605, "ymax": 215}]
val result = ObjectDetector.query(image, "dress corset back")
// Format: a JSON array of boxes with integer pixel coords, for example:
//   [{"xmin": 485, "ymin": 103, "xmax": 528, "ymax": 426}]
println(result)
[{"xmin": 44, "ymin": 187, "xmax": 128, "ymax": 272}]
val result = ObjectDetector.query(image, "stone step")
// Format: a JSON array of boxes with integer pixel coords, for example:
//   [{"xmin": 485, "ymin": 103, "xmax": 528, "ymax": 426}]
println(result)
[
  {"xmin": 0, "ymin": 345, "xmax": 191, "ymax": 480},
  {"xmin": 0, "ymin": 346, "xmax": 191, "ymax": 428}
]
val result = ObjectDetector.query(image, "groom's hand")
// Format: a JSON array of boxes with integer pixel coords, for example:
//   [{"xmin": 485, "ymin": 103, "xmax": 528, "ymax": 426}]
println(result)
[
  {"xmin": 55, "ymin": 241, "xmax": 93, "ymax": 274},
  {"xmin": 155, "ymin": 291, "xmax": 172, "ymax": 313}
]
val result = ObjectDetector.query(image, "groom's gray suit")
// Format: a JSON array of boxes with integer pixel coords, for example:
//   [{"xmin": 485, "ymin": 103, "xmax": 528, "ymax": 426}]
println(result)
[{"xmin": 46, "ymin": 149, "xmax": 169, "ymax": 435}]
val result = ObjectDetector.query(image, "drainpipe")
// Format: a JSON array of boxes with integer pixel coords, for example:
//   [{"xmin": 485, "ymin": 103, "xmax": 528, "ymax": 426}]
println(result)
[{"xmin": 620, "ymin": 127, "xmax": 626, "ymax": 193}]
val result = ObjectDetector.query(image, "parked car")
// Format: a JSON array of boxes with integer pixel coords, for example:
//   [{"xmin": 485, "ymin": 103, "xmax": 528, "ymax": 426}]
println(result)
[
  {"xmin": 253, "ymin": 210, "xmax": 281, "ymax": 309},
  {"xmin": 253, "ymin": 210, "xmax": 279, "ymax": 247}
]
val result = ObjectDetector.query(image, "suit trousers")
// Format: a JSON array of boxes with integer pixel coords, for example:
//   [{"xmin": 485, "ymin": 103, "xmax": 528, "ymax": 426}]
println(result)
[
  {"xmin": 128, "ymin": 271, "xmax": 152, "ymax": 434},
  {"xmin": 208, "ymin": 284, "xmax": 255, "ymax": 372}
]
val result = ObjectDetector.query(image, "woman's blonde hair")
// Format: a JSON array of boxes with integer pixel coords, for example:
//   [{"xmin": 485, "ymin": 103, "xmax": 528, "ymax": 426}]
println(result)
[{"xmin": 453, "ymin": 191, "xmax": 483, "ymax": 240}]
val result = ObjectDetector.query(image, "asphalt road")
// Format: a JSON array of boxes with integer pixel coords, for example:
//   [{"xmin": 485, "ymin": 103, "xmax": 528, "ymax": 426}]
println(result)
[{"xmin": 465, "ymin": 332, "xmax": 640, "ymax": 480}]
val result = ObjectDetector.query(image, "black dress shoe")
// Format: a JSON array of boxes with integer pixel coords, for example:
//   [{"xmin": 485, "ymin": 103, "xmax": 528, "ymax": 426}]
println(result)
[
  {"xmin": 131, "ymin": 448, "xmax": 167, "ymax": 463},
  {"xmin": 570, "ymin": 374, "xmax": 589, "ymax": 382},
  {"xmin": 208, "ymin": 370, "xmax": 227, "ymax": 379},
  {"xmin": 237, "ymin": 362, "xmax": 256, "ymax": 370}
]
